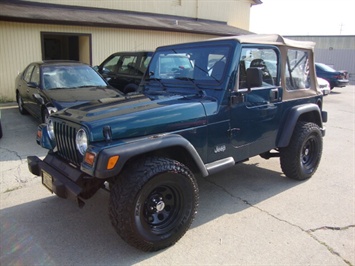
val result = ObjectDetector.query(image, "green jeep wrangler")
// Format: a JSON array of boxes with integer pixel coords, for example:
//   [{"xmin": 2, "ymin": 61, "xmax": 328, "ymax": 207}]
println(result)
[{"xmin": 28, "ymin": 34, "xmax": 327, "ymax": 252}]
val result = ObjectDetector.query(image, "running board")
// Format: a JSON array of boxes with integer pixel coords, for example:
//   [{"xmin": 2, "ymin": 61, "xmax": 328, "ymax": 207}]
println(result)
[{"xmin": 205, "ymin": 157, "xmax": 235, "ymax": 175}]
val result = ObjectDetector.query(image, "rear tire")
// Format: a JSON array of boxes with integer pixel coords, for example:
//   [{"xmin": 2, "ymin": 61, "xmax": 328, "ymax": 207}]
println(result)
[
  {"xmin": 280, "ymin": 121, "xmax": 323, "ymax": 180},
  {"xmin": 109, "ymin": 157, "xmax": 198, "ymax": 251}
]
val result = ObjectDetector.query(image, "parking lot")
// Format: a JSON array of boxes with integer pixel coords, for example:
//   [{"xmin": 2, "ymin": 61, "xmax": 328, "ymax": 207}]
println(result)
[{"xmin": 0, "ymin": 86, "xmax": 354, "ymax": 265}]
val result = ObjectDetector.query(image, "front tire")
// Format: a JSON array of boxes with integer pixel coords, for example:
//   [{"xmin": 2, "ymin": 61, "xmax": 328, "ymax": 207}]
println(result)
[
  {"xmin": 17, "ymin": 94, "xmax": 28, "ymax": 115},
  {"xmin": 109, "ymin": 157, "xmax": 199, "ymax": 251},
  {"xmin": 280, "ymin": 121, "xmax": 323, "ymax": 180}
]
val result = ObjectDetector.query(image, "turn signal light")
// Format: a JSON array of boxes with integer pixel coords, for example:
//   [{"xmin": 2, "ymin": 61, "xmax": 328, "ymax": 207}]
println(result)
[
  {"xmin": 107, "ymin": 155, "xmax": 119, "ymax": 170},
  {"xmin": 37, "ymin": 129, "xmax": 42, "ymax": 139},
  {"xmin": 84, "ymin": 152, "xmax": 96, "ymax": 166}
]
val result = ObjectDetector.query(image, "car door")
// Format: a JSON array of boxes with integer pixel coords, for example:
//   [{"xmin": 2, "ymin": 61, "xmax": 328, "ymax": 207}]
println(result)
[
  {"xmin": 18, "ymin": 64, "xmax": 36, "ymax": 109},
  {"xmin": 26, "ymin": 64, "xmax": 43, "ymax": 119},
  {"xmin": 229, "ymin": 46, "xmax": 282, "ymax": 161}
]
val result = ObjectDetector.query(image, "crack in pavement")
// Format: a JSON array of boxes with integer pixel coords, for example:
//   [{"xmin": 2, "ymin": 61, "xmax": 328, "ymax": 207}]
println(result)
[
  {"xmin": 205, "ymin": 177, "xmax": 353, "ymax": 266},
  {"xmin": 0, "ymin": 146, "xmax": 23, "ymax": 162},
  {"xmin": 307, "ymin": 225, "xmax": 355, "ymax": 232}
]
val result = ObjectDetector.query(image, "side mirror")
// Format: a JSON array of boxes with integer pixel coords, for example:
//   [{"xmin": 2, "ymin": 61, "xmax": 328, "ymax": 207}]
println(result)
[
  {"xmin": 246, "ymin": 67, "xmax": 263, "ymax": 89},
  {"xmin": 33, "ymin": 93, "xmax": 44, "ymax": 105}
]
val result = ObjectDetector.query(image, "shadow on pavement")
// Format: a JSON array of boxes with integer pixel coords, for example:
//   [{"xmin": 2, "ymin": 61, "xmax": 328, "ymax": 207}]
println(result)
[{"xmin": 0, "ymin": 159, "xmax": 302, "ymax": 265}]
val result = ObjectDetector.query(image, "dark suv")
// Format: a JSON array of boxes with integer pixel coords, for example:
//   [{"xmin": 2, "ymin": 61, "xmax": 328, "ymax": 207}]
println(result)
[
  {"xmin": 95, "ymin": 51, "xmax": 153, "ymax": 93},
  {"xmin": 28, "ymin": 35, "xmax": 327, "ymax": 252}
]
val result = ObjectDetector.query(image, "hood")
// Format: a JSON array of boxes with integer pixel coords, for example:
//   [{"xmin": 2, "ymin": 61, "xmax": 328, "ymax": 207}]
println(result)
[
  {"xmin": 44, "ymin": 86, "xmax": 120, "ymax": 110},
  {"xmin": 53, "ymin": 93, "xmax": 215, "ymax": 141}
]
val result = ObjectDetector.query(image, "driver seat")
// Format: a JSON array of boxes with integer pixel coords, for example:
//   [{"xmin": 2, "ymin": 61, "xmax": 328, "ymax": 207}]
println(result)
[{"xmin": 250, "ymin": 59, "xmax": 274, "ymax": 85}]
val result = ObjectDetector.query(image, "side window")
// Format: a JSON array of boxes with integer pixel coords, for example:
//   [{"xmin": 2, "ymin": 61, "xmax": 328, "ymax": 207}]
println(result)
[
  {"xmin": 102, "ymin": 55, "xmax": 120, "ymax": 73},
  {"xmin": 30, "ymin": 66, "xmax": 40, "ymax": 84},
  {"xmin": 238, "ymin": 47, "xmax": 278, "ymax": 89},
  {"xmin": 286, "ymin": 49, "xmax": 310, "ymax": 90},
  {"xmin": 117, "ymin": 56, "xmax": 138, "ymax": 74},
  {"xmin": 23, "ymin": 65, "xmax": 35, "ymax": 82}
]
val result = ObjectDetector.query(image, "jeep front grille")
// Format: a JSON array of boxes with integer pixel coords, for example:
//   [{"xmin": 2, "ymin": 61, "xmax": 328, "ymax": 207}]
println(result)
[{"xmin": 54, "ymin": 121, "xmax": 81, "ymax": 165}]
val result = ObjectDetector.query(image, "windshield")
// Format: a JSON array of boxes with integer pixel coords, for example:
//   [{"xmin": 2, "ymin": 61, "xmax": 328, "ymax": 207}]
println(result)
[
  {"xmin": 146, "ymin": 45, "xmax": 231, "ymax": 83},
  {"xmin": 42, "ymin": 65, "xmax": 108, "ymax": 90}
]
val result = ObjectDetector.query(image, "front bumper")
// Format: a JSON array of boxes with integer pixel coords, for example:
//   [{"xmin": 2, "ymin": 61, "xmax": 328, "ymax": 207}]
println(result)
[{"xmin": 27, "ymin": 153, "xmax": 99, "ymax": 207}]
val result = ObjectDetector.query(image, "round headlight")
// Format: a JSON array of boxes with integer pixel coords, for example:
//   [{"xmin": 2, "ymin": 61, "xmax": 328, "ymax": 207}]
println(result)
[
  {"xmin": 76, "ymin": 128, "xmax": 88, "ymax": 155},
  {"xmin": 47, "ymin": 119, "xmax": 55, "ymax": 140}
]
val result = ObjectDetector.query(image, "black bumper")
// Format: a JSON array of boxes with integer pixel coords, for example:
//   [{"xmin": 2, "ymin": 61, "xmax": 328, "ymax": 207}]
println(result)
[{"xmin": 27, "ymin": 153, "xmax": 93, "ymax": 207}]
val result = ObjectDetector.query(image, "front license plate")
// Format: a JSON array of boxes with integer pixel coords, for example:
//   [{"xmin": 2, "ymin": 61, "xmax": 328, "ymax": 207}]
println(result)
[{"xmin": 42, "ymin": 170, "xmax": 53, "ymax": 192}]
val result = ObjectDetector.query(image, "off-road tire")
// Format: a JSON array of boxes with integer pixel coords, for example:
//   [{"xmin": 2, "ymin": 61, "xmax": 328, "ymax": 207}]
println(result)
[
  {"xmin": 280, "ymin": 121, "xmax": 323, "ymax": 180},
  {"xmin": 109, "ymin": 157, "xmax": 199, "ymax": 252}
]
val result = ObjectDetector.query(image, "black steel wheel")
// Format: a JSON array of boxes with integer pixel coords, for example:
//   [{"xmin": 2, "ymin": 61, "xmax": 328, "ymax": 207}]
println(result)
[
  {"xmin": 280, "ymin": 121, "xmax": 323, "ymax": 180},
  {"xmin": 109, "ymin": 157, "xmax": 198, "ymax": 251}
]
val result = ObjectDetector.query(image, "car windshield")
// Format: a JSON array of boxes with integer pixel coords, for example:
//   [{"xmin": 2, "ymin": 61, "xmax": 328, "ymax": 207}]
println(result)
[
  {"xmin": 316, "ymin": 63, "xmax": 336, "ymax": 72},
  {"xmin": 146, "ymin": 45, "xmax": 231, "ymax": 84},
  {"xmin": 42, "ymin": 65, "xmax": 107, "ymax": 90}
]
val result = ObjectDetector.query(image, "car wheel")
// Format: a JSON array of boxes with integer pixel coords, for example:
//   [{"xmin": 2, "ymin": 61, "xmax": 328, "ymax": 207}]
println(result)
[
  {"xmin": 280, "ymin": 121, "xmax": 323, "ymax": 180},
  {"xmin": 42, "ymin": 108, "xmax": 50, "ymax": 124},
  {"xmin": 17, "ymin": 94, "xmax": 28, "ymax": 115},
  {"xmin": 0, "ymin": 119, "xmax": 2, "ymax": 139},
  {"xmin": 109, "ymin": 157, "xmax": 199, "ymax": 251}
]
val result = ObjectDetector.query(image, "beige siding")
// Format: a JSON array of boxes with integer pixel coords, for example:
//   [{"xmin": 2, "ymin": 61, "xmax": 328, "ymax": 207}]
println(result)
[
  {"xmin": 198, "ymin": 0, "xmax": 252, "ymax": 29},
  {"xmin": 20, "ymin": 0, "xmax": 253, "ymax": 27},
  {"xmin": 287, "ymin": 36, "xmax": 355, "ymax": 50},
  {"xmin": 0, "ymin": 21, "xmax": 216, "ymax": 101},
  {"xmin": 0, "ymin": 22, "xmax": 42, "ymax": 101}
]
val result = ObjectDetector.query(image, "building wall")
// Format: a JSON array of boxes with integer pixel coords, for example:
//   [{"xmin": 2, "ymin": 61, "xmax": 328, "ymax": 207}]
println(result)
[
  {"xmin": 0, "ymin": 21, "xmax": 216, "ymax": 101},
  {"xmin": 19, "ymin": 0, "xmax": 254, "ymax": 29},
  {"xmin": 287, "ymin": 36, "xmax": 355, "ymax": 85}
]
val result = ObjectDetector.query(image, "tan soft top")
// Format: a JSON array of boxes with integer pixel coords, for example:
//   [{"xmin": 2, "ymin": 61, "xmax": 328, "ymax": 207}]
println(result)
[{"xmin": 213, "ymin": 34, "xmax": 315, "ymax": 50}]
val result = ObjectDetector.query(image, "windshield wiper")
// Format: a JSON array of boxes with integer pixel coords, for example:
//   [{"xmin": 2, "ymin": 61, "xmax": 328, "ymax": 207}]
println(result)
[
  {"xmin": 48, "ymin": 87, "xmax": 74, "ymax": 90},
  {"xmin": 145, "ymin": 72, "xmax": 167, "ymax": 91},
  {"xmin": 77, "ymin": 85, "xmax": 96, "ymax": 88}
]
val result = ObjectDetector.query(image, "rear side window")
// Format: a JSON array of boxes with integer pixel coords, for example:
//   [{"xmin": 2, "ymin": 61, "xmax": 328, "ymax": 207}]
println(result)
[
  {"xmin": 23, "ymin": 65, "xmax": 35, "ymax": 82},
  {"xmin": 286, "ymin": 49, "xmax": 311, "ymax": 90},
  {"xmin": 238, "ymin": 47, "xmax": 278, "ymax": 89},
  {"xmin": 31, "ymin": 66, "xmax": 40, "ymax": 84}
]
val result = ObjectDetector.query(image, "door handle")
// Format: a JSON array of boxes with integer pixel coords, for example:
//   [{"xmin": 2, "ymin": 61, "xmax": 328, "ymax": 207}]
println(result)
[{"xmin": 270, "ymin": 88, "xmax": 279, "ymax": 101}]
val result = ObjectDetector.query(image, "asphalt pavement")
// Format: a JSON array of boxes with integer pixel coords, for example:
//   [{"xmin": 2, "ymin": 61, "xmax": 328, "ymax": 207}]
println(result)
[{"xmin": 0, "ymin": 86, "xmax": 354, "ymax": 265}]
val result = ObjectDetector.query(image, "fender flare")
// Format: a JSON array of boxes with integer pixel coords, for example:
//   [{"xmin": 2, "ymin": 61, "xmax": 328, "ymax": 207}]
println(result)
[
  {"xmin": 91, "ymin": 134, "xmax": 209, "ymax": 179},
  {"xmin": 277, "ymin": 103, "xmax": 323, "ymax": 147}
]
